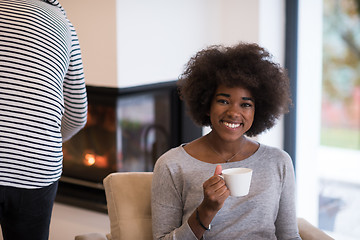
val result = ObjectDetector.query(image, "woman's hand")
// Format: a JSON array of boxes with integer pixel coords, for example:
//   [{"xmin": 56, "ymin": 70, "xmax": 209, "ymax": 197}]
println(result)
[
  {"xmin": 188, "ymin": 165, "xmax": 230, "ymax": 239},
  {"xmin": 201, "ymin": 164, "xmax": 230, "ymax": 213}
]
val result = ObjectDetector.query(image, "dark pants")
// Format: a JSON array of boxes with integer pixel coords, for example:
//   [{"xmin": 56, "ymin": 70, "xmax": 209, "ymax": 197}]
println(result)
[{"xmin": 0, "ymin": 181, "xmax": 58, "ymax": 240}]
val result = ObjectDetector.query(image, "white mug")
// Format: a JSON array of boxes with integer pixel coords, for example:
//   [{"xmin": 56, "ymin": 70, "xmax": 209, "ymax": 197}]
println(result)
[{"xmin": 221, "ymin": 167, "xmax": 253, "ymax": 197}]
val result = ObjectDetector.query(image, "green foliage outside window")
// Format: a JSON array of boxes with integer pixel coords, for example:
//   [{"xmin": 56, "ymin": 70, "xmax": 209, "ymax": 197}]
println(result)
[{"xmin": 321, "ymin": 0, "xmax": 360, "ymax": 150}]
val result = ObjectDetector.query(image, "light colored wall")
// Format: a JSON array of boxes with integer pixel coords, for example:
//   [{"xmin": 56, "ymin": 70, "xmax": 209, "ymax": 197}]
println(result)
[
  {"xmin": 257, "ymin": 0, "xmax": 286, "ymax": 149},
  {"xmin": 61, "ymin": 0, "xmax": 118, "ymax": 88},
  {"xmin": 60, "ymin": 0, "xmax": 264, "ymax": 88},
  {"xmin": 296, "ymin": 0, "xmax": 323, "ymax": 224},
  {"xmin": 116, "ymin": 0, "xmax": 260, "ymax": 88}
]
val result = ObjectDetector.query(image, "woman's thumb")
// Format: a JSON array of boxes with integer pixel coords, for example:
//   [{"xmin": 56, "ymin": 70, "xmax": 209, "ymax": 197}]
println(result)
[{"xmin": 214, "ymin": 164, "xmax": 222, "ymax": 176}]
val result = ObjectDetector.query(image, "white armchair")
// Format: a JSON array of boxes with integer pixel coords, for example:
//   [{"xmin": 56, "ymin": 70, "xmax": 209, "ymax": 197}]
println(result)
[{"xmin": 75, "ymin": 172, "xmax": 334, "ymax": 240}]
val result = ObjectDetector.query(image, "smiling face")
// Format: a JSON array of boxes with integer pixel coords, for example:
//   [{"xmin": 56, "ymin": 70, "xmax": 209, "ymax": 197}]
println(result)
[{"xmin": 209, "ymin": 85, "xmax": 255, "ymax": 142}]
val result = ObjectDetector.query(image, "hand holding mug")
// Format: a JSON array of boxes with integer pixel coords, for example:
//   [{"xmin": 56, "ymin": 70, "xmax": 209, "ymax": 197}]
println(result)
[{"xmin": 201, "ymin": 165, "xmax": 230, "ymax": 212}]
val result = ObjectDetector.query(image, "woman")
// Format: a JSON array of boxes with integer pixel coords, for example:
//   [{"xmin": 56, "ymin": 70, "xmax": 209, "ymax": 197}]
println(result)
[{"xmin": 151, "ymin": 43, "xmax": 301, "ymax": 240}]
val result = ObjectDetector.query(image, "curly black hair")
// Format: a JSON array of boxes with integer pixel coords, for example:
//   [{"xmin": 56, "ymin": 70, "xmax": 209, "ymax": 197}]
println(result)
[{"xmin": 177, "ymin": 42, "xmax": 292, "ymax": 137}]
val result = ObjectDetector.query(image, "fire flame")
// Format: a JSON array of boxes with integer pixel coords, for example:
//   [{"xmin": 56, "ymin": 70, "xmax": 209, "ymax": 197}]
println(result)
[
  {"xmin": 83, "ymin": 153, "xmax": 96, "ymax": 166},
  {"xmin": 82, "ymin": 151, "xmax": 109, "ymax": 168}
]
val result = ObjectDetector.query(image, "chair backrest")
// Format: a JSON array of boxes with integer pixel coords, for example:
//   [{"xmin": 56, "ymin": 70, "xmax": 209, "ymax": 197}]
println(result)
[{"xmin": 103, "ymin": 172, "xmax": 153, "ymax": 240}]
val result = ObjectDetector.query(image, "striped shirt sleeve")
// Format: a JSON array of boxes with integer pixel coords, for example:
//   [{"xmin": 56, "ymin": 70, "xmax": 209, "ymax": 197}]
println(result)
[{"xmin": 61, "ymin": 13, "xmax": 88, "ymax": 142}]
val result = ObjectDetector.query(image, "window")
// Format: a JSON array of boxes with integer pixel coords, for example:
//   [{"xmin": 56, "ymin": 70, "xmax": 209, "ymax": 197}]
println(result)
[{"xmin": 296, "ymin": 1, "xmax": 360, "ymax": 239}]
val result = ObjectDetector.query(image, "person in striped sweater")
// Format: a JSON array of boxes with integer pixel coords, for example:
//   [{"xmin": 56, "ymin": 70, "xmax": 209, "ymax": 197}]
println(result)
[{"xmin": 0, "ymin": 0, "xmax": 88, "ymax": 239}]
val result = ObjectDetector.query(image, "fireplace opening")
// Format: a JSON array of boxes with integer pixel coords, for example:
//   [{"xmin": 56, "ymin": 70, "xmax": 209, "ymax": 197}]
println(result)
[{"xmin": 57, "ymin": 81, "xmax": 202, "ymax": 212}]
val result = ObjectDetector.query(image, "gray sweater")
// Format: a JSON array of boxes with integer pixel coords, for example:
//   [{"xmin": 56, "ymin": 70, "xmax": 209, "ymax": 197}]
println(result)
[{"xmin": 151, "ymin": 144, "xmax": 301, "ymax": 240}]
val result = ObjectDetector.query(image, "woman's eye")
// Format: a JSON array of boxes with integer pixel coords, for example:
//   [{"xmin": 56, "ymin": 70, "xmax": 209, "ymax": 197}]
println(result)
[
  {"xmin": 241, "ymin": 103, "xmax": 252, "ymax": 108},
  {"xmin": 217, "ymin": 99, "xmax": 229, "ymax": 104}
]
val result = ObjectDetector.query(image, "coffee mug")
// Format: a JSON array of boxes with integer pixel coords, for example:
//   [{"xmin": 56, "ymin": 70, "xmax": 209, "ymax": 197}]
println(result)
[{"xmin": 221, "ymin": 167, "xmax": 253, "ymax": 197}]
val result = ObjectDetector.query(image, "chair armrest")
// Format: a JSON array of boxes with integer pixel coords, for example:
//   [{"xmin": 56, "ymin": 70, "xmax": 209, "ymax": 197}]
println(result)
[
  {"xmin": 74, "ymin": 232, "xmax": 110, "ymax": 240},
  {"xmin": 297, "ymin": 218, "xmax": 334, "ymax": 240}
]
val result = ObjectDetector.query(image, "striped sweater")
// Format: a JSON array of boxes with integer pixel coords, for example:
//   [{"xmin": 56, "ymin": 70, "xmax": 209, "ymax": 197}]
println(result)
[{"xmin": 0, "ymin": 0, "xmax": 88, "ymax": 189}]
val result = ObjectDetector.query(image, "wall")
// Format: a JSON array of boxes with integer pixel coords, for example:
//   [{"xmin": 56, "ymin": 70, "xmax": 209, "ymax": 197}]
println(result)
[
  {"xmin": 257, "ymin": 0, "xmax": 285, "ymax": 148},
  {"xmin": 296, "ymin": 0, "xmax": 323, "ymax": 224},
  {"xmin": 116, "ymin": 0, "xmax": 260, "ymax": 88},
  {"xmin": 60, "ymin": 0, "xmax": 118, "ymax": 88},
  {"xmin": 60, "ymin": 0, "xmax": 262, "ymax": 88}
]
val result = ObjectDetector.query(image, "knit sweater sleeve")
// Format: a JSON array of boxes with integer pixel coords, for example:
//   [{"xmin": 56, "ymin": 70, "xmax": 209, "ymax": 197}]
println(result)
[
  {"xmin": 274, "ymin": 151, "xmax": 301, "ymax": 239},
  {"xmin": 151, "ymin": 148, "xmax": 199, "ymax": 240}
]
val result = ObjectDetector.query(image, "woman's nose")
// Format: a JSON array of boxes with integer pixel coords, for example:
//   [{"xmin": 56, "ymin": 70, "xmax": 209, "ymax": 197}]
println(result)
[{"xmin": 226, "ymin": 105, "xmax": 241, "ymax": 118}]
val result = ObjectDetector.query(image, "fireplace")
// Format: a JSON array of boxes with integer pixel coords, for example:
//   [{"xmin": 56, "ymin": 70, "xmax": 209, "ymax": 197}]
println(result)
[{"xmin": 56, "ymin": 81, "xmax": 202, "ymax": 212}]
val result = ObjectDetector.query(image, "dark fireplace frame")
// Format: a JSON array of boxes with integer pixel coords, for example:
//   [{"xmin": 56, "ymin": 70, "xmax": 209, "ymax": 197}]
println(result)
[{"xmin": 56, "ymin": 81, "xmax": 202, "ymax": 212}]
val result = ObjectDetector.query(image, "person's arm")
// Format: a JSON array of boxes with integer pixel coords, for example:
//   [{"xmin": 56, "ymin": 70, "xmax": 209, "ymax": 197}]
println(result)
[
  {"xmin": 151, "ymin": 156, "xmax": 198, "ymax": 240},
  {"xmin": 275, "ymin": 155, "xmax": 302, "ymax": 240},
  {"xmin": 61, "ymin": 22, "xmax": 87, "ymax": 142}
]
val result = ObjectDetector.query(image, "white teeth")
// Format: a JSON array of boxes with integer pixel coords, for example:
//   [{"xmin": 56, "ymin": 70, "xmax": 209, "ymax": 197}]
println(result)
[{"xmin": 223, "ymin": 121, "xmax": 241, "ymax": 129}]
